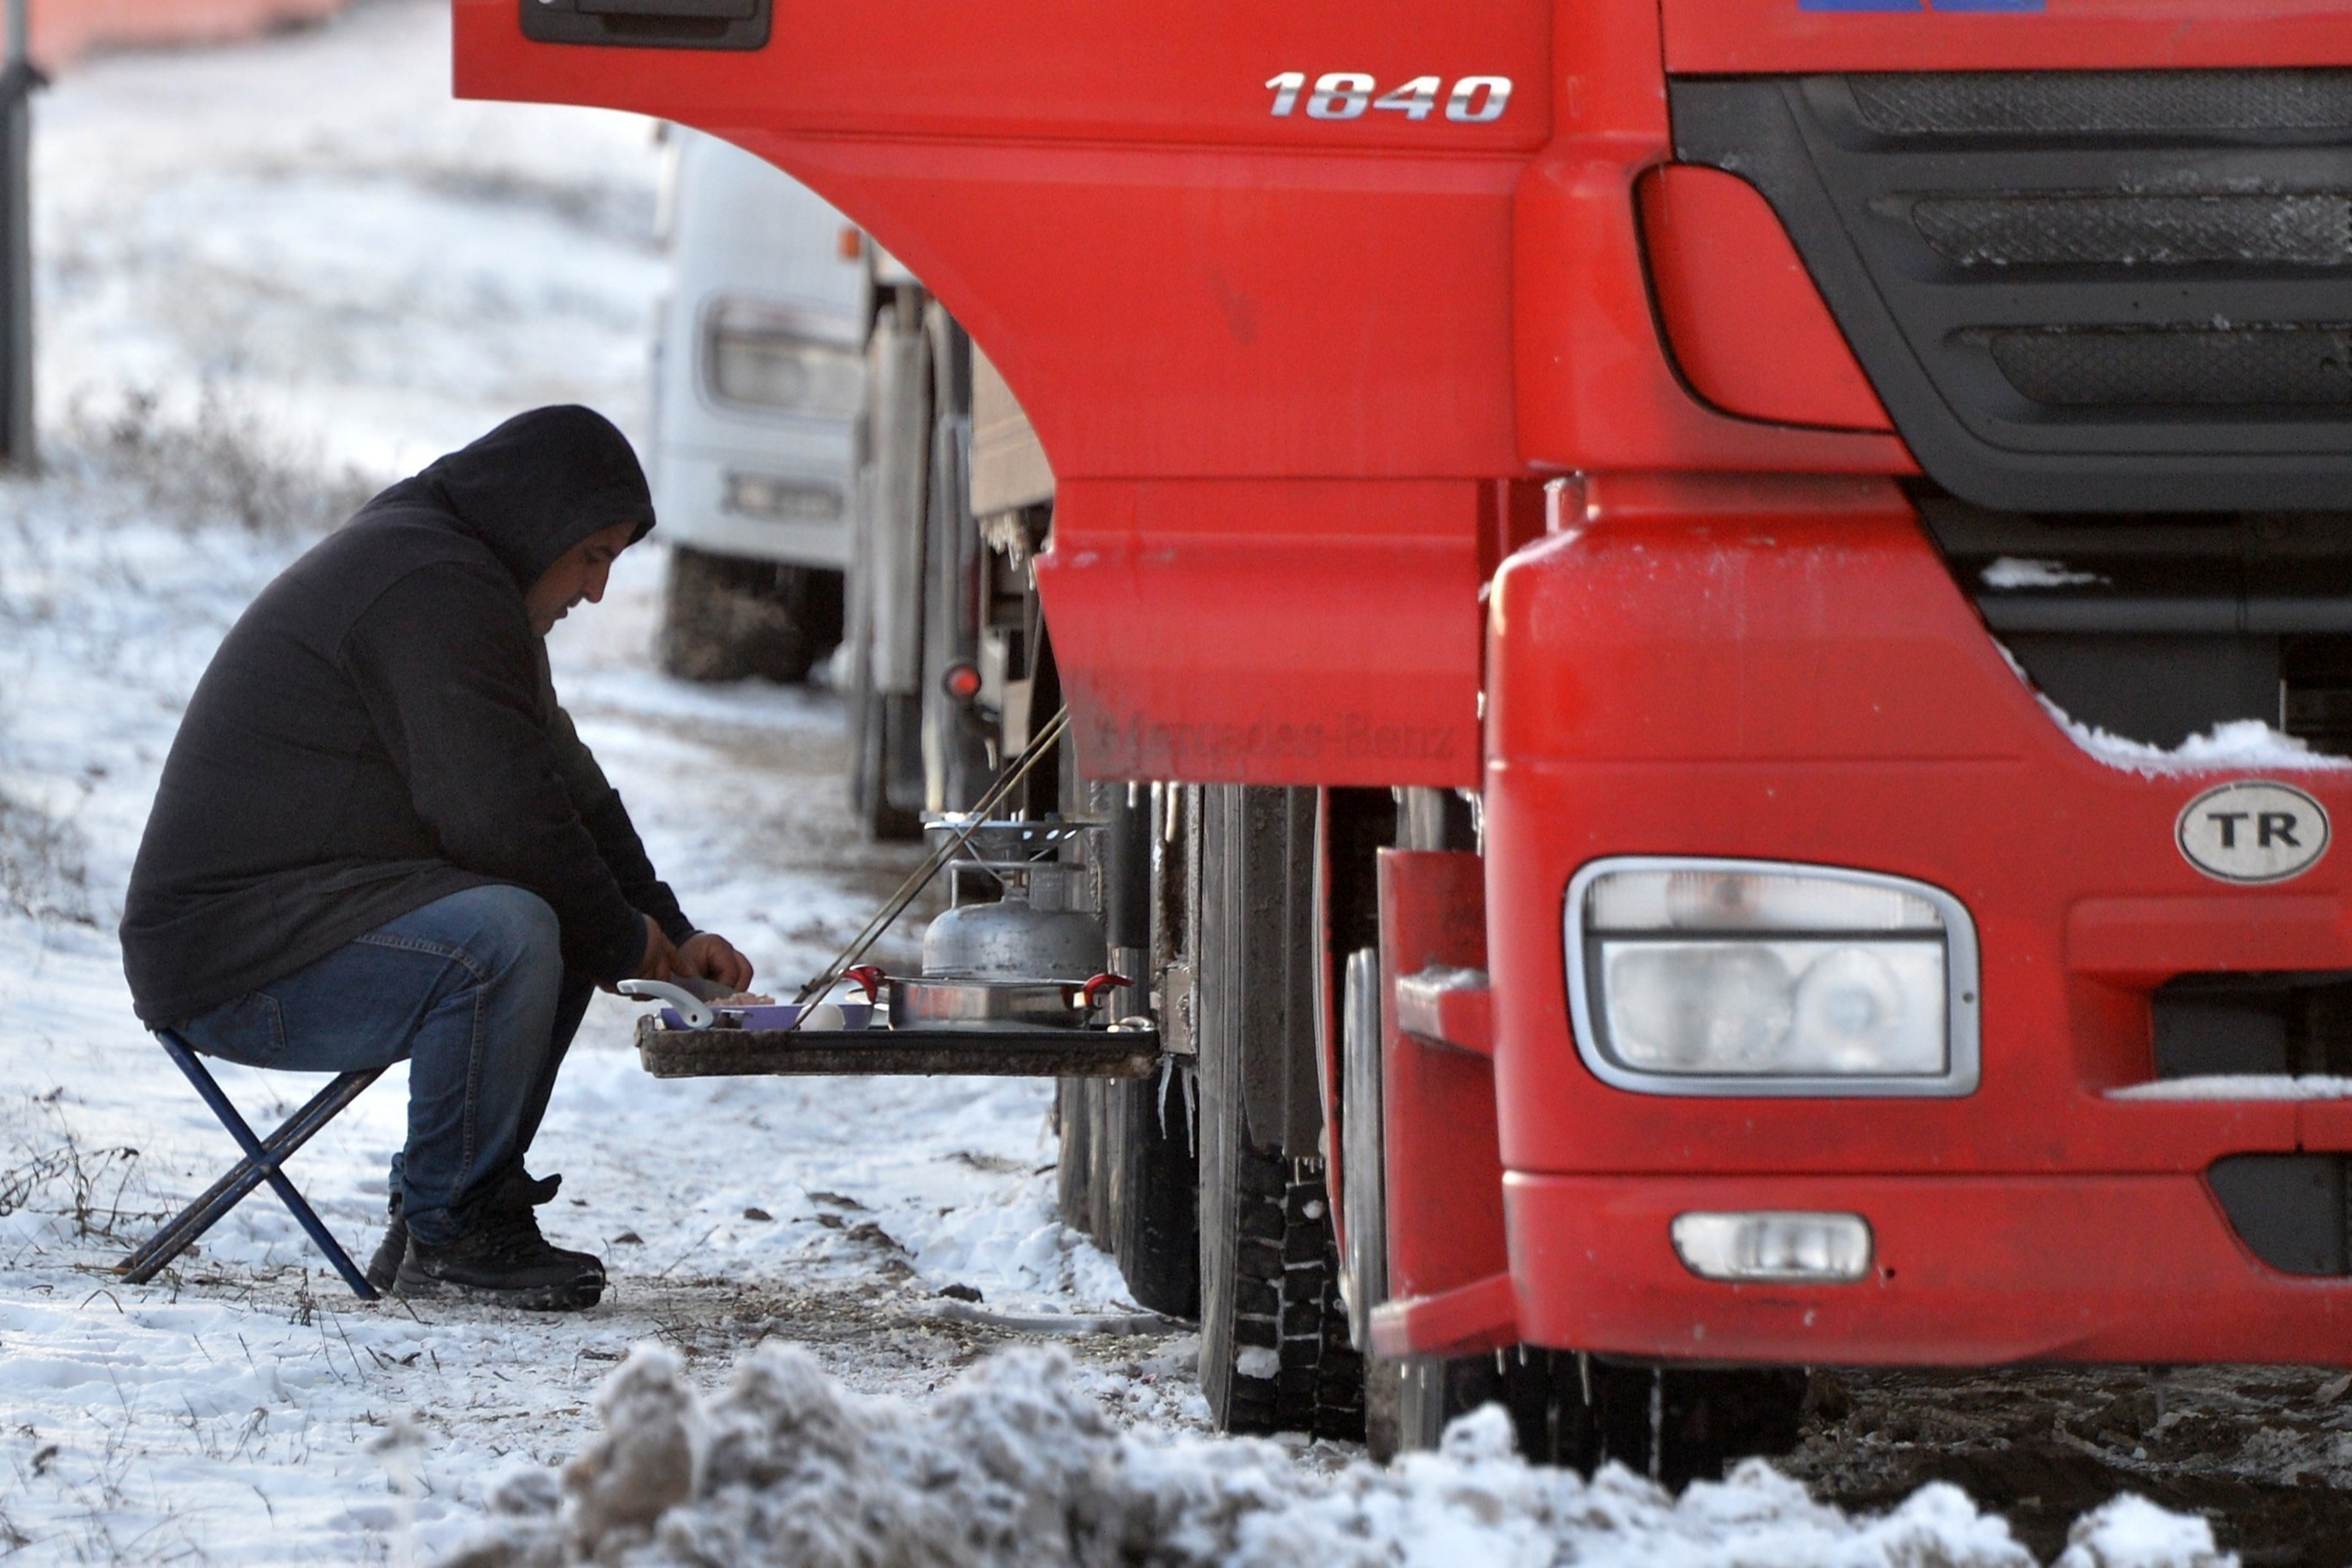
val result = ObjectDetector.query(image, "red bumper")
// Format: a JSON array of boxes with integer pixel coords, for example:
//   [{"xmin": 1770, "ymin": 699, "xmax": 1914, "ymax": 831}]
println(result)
[
  {"xmin": 1391, "ymin": 471, "xmax": 2352, "ymax": 1367},
  {"xmin": 1509, "ymin": 1174, "xmax": 2352, "ymax": 1367}
]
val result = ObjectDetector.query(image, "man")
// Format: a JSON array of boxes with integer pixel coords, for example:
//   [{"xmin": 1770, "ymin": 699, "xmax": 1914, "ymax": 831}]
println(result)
[{"xmin": 122, "ymin": 405, "xmax": 750, "ymax": 1311}]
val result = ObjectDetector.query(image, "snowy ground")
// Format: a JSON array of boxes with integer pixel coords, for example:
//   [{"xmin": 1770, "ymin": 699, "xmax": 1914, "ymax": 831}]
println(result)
[
  {"xmin": 5, "ymin": 9, "xmax": 1184, "ymax": 1561},
  {"xmin": 0, "ymin": 4, "xmax": 2281, "ymax": 1564}
]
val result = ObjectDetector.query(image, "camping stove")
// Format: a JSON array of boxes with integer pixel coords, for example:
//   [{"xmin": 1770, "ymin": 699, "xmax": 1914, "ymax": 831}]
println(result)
[{"xmin": 894, "ymin": 817, "xmax": 1121, "ymax": 1031}]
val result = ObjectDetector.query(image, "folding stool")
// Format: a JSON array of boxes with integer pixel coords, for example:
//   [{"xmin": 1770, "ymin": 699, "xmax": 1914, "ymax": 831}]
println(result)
[{"xmin": 118, "ymin": 1029, "xmax": 386, "ymax": 1299}]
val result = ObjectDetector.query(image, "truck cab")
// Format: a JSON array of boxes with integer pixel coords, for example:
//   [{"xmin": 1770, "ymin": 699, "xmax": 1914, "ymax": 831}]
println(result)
[{"xmin": 457, "ymin": 0, "xmax": 2352, "ymax": 1477}]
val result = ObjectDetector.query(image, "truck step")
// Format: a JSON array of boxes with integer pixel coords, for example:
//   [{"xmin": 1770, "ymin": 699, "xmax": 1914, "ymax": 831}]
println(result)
[{"xmin": 636, "ymin": 1017, "xmax": 1160, "ymax": 1080}]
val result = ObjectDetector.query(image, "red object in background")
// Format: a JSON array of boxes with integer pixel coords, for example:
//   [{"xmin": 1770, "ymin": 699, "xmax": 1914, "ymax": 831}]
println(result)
[
  {"xmin": 30, "ymin": 0, "xmax": 347, "ymax": 70},
  {"xmin": 941, "ymin": 661, "xmax": 983, "ymax": 702},
  {"xmin": 1637, "ymin": 166, "xmax": 1891, "ymax": 434}
]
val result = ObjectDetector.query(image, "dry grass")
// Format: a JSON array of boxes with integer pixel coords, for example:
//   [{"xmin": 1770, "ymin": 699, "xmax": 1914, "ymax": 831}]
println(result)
[
  {"xmin": 0, "ymin": 788, "xmax": 94, "ymax": 927},
  {"xmin": 69, "ymin": 388, "xmax": 380, "ymax": 538}
]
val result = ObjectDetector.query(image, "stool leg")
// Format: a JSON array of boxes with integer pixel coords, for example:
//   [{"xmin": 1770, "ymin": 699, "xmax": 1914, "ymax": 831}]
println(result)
[
  {"xmin": 130, "ymin": 1035, "xmax": 382, "ymax": 1300},
  {"xmin": 120, "ymin": 1065, "xmax": 382, "ymax": 1283}
]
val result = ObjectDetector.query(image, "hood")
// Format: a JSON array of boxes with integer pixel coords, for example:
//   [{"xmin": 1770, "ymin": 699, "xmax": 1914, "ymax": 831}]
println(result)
[{"xmin": 417, "ymin": 405, "xmax": 656, "ymax": 591}]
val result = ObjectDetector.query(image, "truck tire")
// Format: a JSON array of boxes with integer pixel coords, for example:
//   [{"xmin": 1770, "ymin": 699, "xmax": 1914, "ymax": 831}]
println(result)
[
  {"xmin": 1196, "ymin": 786, "xmax": 1363, "ymax": 1441},
  {"xmin": 1197, "ymin": 1111, "xmax": 1360, "ymax": 1438},
  {"xmin": 842, "ymin": 523, "xmax": 920, "ymax": 842},
  {"xmin": 850, "ymin": 684, "xmax": 922, "ymax": 842},
  {"xmin": 658, "ymin": 545, "xmax": 843, "ymax": 685},
  {"xmin": 1054, "ymin": 1070, "xmax": 1199, "ymax": 1319},
  {"xmin": 1356, "ymin": 798, "xmax": 1808, "ymax": 1482},
  {"xmin": 1393, "ymin": 1349, "xmax": 1807, "ymax": 1489}
]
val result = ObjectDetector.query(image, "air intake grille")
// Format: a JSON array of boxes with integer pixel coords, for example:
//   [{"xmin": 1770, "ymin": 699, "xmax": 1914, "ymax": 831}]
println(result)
[
  {"xmin": 1984, "ymin": 325, "xmax": 2352, "ymax": 409},
  {"xmin": 1672, "ymin": 72, "xmax": 2352, "ymax": 511},
  {"xmin": 1911, "ymin": 194, "xmax": 2352, "ymax": 270},
  {"xmin": 1849, "ymin": 70, "xmax": 2352, "ymax": 137}
]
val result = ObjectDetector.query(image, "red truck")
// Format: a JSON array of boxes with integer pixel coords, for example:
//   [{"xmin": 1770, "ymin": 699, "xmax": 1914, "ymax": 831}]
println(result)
[{"xmin": 456, "ymin": 0, "xmax": 2352, "ymax": 1480}]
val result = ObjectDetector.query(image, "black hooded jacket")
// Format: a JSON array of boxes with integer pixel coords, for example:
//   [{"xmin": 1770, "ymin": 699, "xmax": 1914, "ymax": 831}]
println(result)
[{"xmin": 121, "ymin": 406, "xmax": 696, "ymax": 1027}]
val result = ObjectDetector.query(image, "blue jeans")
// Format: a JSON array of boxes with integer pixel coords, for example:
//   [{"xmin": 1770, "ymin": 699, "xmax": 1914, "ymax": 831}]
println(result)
[{"xmin": 175, "ymin": 885, "xmax": 594, "ymax": 1247}]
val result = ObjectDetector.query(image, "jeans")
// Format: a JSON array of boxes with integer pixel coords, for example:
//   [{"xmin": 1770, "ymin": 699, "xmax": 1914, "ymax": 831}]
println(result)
[{"xmin": 175, "ymin": 884, "xmax": 593, "ymax": 1247}]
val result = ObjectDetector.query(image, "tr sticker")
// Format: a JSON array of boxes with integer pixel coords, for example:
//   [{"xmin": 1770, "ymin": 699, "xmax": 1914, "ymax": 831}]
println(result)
[{"xmin": 2176, "ymin": 781, "xmax": 2331, "ymax": 885}]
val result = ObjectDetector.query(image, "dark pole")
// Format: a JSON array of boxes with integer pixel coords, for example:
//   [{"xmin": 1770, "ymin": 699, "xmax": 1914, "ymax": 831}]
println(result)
[{"xmin": 1, "ymin": 0, "xmax": 37, "ymax": 471}]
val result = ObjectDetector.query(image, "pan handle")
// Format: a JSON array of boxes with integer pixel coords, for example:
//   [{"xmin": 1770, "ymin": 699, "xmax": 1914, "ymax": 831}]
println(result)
[
  {"xmin": 1078, "ymin": 972, "xmax": 1134, "ymax": 1011},
  {"xmin": 616, "ymin": 979, "xmax": 715, "ymax": 1030}
]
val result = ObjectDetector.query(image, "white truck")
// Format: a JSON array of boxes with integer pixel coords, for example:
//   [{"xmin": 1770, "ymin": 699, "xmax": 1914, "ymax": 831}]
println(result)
[{"xmin": 647, "ymin": 125, "xmax": 865, "ymax": 685}]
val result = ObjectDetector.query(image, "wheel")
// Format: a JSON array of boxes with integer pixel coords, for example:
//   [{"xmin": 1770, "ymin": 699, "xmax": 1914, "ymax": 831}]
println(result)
[
  {"xmin": 657, "ymin": 545, "xmax": 843, "ymax": 685},
  {"xmin": 845, "ymin": 294, "xmax": 931, "ymax": 842},
  {"xmin": 1198, "ymin": 1115, "xmax": 1360, "ymax": 1438},
  {"xmin": 1055, "ymin": 1071, "xmax": 1199, "ymax": 1319},
  {"xmin": 1395, "ymin": 1349, "xmax": 1808, "ymax": 1488},
  {"xmin": 916, "ymin": 308, "xmax": 995, "ymax": 815},
  {"xmin": 1360, "ymin": 799, "xmax": 1805, "ymax": 1482},
  {"xmin": 1196, "ymin": 786, "xmax": 1363, "ymax": 1441},
  {"xmin": 843, "ymin": 528, "xmax": 920, "ymax": 842},
  {"xmin": 850, "ymin": 683, "xmax": 922, "ymax": 842}
]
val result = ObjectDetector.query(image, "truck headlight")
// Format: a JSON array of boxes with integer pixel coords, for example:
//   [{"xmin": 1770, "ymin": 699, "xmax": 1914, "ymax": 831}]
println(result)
[
  {"xmin": 701, "ymin": 297, "xmax": 863, "ymax": 418},
  {"xmin": 1565, "ymin": 859, "xmax": 1980, "ymax": 1097}
]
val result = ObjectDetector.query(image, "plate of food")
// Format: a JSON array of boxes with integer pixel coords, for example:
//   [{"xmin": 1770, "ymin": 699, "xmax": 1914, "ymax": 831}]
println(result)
[{"xmin": 660, "ymin": 994, "xmax": 878, "ymax": 1033}]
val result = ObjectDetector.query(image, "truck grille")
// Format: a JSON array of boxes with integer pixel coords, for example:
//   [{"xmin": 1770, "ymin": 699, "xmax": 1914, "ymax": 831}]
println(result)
[
  {"xmin": 1911, "ymin": 195, "xmax": 2352, "ymax": 271},
  {"xmin": 1672, "ymin": 71, "xmax": 2352, "ymax": 513},
  {"xmin": 1847, "ymin": 69, "xmax": 2352, "ymax": 137},
  {"xmin": 1919, "ymin": 495, "xmax": 2352, "ymax": 751},
  {"xmin": 1981, "ymin": 326, "xmax": 2352, "ymax": 410}
]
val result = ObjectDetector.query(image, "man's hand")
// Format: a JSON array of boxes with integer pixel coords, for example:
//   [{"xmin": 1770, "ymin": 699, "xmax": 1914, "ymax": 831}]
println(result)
[
  {"xmin": 633, "ymin": 913, "xmax": 680, "ymax": 982},
  {"xmin": 674, "ymin": 930, "xmax": 754, "ymax": 994}
]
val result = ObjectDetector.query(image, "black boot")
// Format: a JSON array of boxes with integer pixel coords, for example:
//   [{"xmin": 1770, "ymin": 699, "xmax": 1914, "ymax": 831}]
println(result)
[
  {"xmin": 394, "ymin": 1169, "xmax": 601, "ymax": 1311},
  {"xmin": 370, "ymin": 1169, "xmax": 562, "ymax": 1292},
  {"xmin": 365, "ymin": 1193, "xmax": 406, "ymax": 1293}
]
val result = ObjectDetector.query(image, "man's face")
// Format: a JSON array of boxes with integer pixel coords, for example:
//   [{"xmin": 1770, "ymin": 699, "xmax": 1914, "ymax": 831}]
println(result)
[{"xmin": 525, "ymin": 522, "xmax": 638, "ymax": 636}]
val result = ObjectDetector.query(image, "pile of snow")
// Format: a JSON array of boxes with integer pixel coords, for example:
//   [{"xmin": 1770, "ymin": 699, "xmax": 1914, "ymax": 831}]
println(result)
[
  {"xmin": 0, "ymin": 6, "xmax": 1161, "ymax": 1559},
  {"xmin": 441, "ymin": 1344, "xmax": 2232, "ymax": 1568},
  {"xmin": 1987, "ymin": 635, "xmax": 2344, "ymax": 776}
]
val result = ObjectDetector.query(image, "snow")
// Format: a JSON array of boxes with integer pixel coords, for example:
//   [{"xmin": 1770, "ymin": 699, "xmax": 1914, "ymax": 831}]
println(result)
[
  {"xmin": 2110, "ymin": 1075, "xmax": 2352, "ymax": 1102},
  {"xmin": 0, "ymin": 3, "xmax": 2247, "ymax": 1562},
  {"xmin": 433, "ymin": 1342, "xmax": 2185, "ymax": 1568},
  {"xmin": 1986, "ymin": 627, "xmax": 2343, "ymax": 776},
  {"xmin": 2055, "ymin": 1496, "xmax": 2233, "ymax": 1568},
  {"xmin": 2044, "ymin": 712, "xmax": 2352, "ymax": 776},
  {"xmin": 1, "ymin": 7, "xmax": 1162, "ymax": 1560},
  {"xmin": 1987, "ymin": 610, "xmax": 2346, "ymax": 775},
  {"xmin": 1982, "ymin": 557, "xmax": 2109, "ymax": 590},
  {"xmin": 38, "ymin": 0, "xmax": 663, "ymax": 476}
]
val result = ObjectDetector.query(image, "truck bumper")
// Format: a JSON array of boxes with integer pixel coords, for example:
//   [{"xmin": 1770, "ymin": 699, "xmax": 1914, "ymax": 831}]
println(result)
[{"xmin": 1508, "ymin": 1173, "xmax": 2352, "ymax": 1367}]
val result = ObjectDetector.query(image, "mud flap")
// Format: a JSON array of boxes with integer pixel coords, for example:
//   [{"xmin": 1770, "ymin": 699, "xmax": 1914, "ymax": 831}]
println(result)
[{"xmin": 1369, "ymin": 848, "xmax": 1515, "ymax": 1358}]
